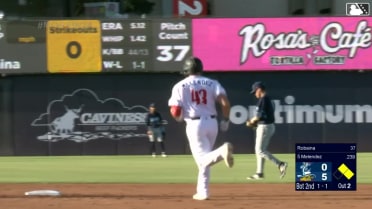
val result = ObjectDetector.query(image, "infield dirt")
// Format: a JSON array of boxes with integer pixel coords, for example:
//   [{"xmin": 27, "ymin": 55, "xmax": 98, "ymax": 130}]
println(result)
[{"xmin": 0, "ymin": 183, "xmax": 371, "ymax": 209}]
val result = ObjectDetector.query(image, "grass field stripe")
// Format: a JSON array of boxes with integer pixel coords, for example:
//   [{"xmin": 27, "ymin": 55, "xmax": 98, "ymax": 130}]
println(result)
[{"xmin": 0, "ymin": 153, "xmax": 370, "ymax": 184}]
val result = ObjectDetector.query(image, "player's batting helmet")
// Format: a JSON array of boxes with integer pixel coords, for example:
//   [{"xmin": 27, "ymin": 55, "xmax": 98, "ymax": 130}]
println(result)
[{"xmin": 182, "ymin": 57, "xmax": 203, "ymax": 75}]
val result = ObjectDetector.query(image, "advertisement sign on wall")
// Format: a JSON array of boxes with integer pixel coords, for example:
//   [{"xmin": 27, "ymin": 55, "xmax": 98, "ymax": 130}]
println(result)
[
  {"xmin": 30, "ymin": 88, "xmax": 149, "ymax": 143},
  {"xmin": 6, "ymin": 72, "xmax": 372, "ymax": 155},
  {"xmin": 193, "ymin": 17, "xmax": 372, "ymax": 71},
  {"xmin": 2, "ymin": 17, "xmax": 372, "ymax": 73}
]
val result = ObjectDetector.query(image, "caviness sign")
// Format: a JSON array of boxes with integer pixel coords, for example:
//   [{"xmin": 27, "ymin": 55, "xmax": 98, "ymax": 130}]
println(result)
[{"xmin": 31, "ymin": 88, "xmax": 149, "ymax": 142}]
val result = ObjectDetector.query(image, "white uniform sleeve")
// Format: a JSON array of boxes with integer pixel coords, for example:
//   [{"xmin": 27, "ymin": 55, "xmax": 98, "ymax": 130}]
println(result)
[
  {"xmin": 168, "ymin": 84, "xmax": 182, "ymax": 106},
  {"xmin": 214, "ymin": 80, "xmax": 227, "ymax": 98}
]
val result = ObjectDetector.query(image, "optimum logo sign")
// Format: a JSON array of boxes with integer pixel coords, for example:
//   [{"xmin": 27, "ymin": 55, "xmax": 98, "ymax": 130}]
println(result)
[
  {"xmin": 31, "ymin": 88, "xmax": 149, "ymax": 142},
  {"xmin": 230, "ymin": 95, "xmax": 372, "ymax": 124}
]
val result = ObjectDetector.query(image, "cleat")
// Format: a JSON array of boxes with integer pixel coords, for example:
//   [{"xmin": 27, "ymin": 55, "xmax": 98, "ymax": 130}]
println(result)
[
  {"xmin": 222, "ymin": 142, "xmax": 234, "ymax": 168},
  {"xmin": 247, "ymin": 173, "xmax": 264, "ymax": 180},
  {"xmin": 192, "ymin": 193, "xmax": 209, "ymax": 200},
  {"xmin": 279, "ymin": 162, "xmax": 288, "ymax": 179}
]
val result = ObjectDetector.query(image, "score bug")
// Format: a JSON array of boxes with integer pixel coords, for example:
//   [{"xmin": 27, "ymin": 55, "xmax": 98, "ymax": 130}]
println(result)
[{"xmin": 295, "ymin": 143, "xmax": 356, "ymax": 191}]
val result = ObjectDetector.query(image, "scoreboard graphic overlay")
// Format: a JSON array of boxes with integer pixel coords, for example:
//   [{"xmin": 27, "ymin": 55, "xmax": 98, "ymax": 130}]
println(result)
[
  {"xmin": 1, "ymin": 19, "xmax": 192, "ymax": 74},
  {"xmin": 295, "ymin": 143, "xmax": 357, "ymax": 191},
  {"xmin": 1, "ymin": 17, "xmax": 372, "ymax": 74}
]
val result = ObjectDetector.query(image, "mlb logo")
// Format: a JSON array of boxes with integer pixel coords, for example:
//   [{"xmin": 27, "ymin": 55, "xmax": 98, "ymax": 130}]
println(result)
[{"xmin": 346, "ymin": 3, "xmax": 370, "ymax": 16}]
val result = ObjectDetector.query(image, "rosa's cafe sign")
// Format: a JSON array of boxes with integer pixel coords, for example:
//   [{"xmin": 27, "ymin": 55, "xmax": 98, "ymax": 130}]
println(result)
[{"xmin": 192, "ymin": 17, "xmax": 372, "ymax": 71}]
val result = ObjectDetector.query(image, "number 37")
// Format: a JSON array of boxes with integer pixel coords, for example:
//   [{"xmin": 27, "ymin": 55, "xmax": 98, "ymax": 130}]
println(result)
[{"xmin": 156, "ymin": 45, "xmax": 190, "ymax": 62}]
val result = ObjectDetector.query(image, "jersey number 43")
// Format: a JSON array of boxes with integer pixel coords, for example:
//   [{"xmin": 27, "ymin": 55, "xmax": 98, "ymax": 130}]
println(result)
[{"xmin": 191, "ymin": 89, "xmax": 207, "ymax": 105}]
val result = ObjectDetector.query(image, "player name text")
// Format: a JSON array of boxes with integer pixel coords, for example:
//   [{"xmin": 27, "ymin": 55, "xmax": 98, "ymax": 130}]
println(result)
[
  {"xmin": 298, "ymin": 154, "xmax": 322, "ymax": 159},
  {"xmin": 297, "ymin": 146, "xmax": 316, "ymax": 151},
  {"xmin": 182, "ymin": 80, "xmax": 213, "ymax": 88},
  {"xmin": 0, "ymin": 59, "xmax": 21, "ymax": 69}
]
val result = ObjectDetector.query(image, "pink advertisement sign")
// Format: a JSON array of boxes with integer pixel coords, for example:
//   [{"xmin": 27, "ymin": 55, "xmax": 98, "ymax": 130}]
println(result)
[{"xmin": 192, "ymin": 17, "xmax": 372, "ymax": 71}]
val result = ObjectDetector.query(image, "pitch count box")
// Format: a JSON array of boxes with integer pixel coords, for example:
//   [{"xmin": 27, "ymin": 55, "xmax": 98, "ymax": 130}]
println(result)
[{"xmin": 295, "ymin": 143, "xmax": 356, "ymax": 191}]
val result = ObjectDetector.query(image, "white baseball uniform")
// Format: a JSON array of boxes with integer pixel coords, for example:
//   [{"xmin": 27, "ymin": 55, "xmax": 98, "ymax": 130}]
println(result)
[{"xmin": 168, "ymin": 75, "xmax": 229, "ymax": 197}]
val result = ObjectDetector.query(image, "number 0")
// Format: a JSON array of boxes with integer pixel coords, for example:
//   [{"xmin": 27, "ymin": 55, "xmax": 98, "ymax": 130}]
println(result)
[
  {"xmin": 321, "ymin": 163, "xmax": 327, "ymax": 171},
  {"xmin": 66, "ymin": 41, "xmax": 82, "ymax": 59}
]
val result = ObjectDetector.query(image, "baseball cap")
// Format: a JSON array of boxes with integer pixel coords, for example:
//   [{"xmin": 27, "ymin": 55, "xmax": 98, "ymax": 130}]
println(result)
[
  {"xmin": 250, "ymin": 81, "xmax": 266, "ymax": 94},
  {"xmin": 149, "ymin": 103, "xmax": 156, "ymax": 108}
]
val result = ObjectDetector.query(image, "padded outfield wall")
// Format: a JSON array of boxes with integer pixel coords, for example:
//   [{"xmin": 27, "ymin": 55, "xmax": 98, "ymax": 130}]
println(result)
[{"xmin": 0, "ymin": 71, "xmax": 371, "ymax": 156}]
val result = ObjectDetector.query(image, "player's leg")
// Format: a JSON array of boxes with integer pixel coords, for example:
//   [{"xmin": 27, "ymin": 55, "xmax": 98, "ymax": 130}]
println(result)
[
  {"xmin": 258, "ymin": 124, "xmax": 281, "ymax": 165},
  {"xmin": 259, "ymin": 124, "xmax": 288, "ymax": 178},
  {"xmin": 263, "ymin": 125, "xmax": 288, "ymax": 178},
  {"xmin": 247, "ymin": 124, "xmax": 266, "ymax": 179},
  {"xmin": 159, "ymin": 141, "xmax": 166, "ymax": 157},
  {"xmin": 186, "ymin": 118, "xmax": 233, "ymax": 200},
  {"xmin": 186, "ymin": 119, "xmax": 212, "ymax": 199},
  {"xmin": 155, "ymin": 129, "xmax": 167, "ymax": 157},
  {"xmin": 201, "ymin": 118, "xmax": 233, "ymax": 168},
  {"xmin": 148, "ymin": 133, "xmax": 156, "ymax": 157},
  {"xmin": 248, "ymin": 124, "xmax": 279, "ymax": 179}
]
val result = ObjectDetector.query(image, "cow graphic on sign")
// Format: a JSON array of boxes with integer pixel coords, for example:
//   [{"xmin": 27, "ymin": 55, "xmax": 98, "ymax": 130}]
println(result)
[
  {"xmin": 49, "ymin": 105, "xmax": 83, "ymax": 134},
  {"xmin": 31, "ymin": 88, "xmax": 152, "ymax": 142}
]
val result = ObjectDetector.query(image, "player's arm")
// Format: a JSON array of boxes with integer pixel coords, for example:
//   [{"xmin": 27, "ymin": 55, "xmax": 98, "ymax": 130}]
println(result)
[
  {"xmin": 168, "ymin": 85, "xmax": 183, "ymax": 121},
  {"xmin": 249, "ymin": 113, "xmax": 261, "ymax": 124},
  {"xmin": 249, "ymin": 116, "xmax": 259, "ymax": 123},
  {"xmin": 158, "ymin": 112, "xmax": 165, "ymax": 125},
  {"xmin": 216, "ymin": 94, "xmax": 230, "ymax": 120},
  {"xmin": 170, "ymin": 106, "xmax": 182, "ymax": 119},
  {"xmin": 249, "ymin": 98, "xmax": 264, "ymax": 123},
  {"xmin": 214, "ymin": 81, "xmax": 230, "ymax": 120},
  {"xmin": 145, "ymin": 114, "xmax": 150, "ymax": 126},
  {"xmin": 216, "ymin": 93, "xmax": 230, "ymax": 132},
  {"xmin": 214, "ymin": 79, "xmax": 231, "ymax": 131},
  {"xmin": 145, "ymin": 114, "xmax": 152, "ymax": 135}
]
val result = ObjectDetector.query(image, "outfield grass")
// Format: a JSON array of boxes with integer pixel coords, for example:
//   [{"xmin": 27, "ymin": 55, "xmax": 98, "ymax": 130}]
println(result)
[{"xmin": 0, "ymin": 153, "xmax": 370, "ymax": 183}]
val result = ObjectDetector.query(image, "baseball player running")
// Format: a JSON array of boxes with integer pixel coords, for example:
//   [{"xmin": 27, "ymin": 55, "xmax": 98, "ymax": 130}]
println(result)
[
  {"xmin": 246, "ymin": 81, "xmax": 288, "ymax": 180},
  {"xmin": 168, "ymin": 57, "xmax": 233, "ymax": 200}
]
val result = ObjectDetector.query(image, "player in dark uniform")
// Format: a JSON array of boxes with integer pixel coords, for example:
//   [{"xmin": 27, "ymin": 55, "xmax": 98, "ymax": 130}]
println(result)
[
  {"xmin": 146, "ymin": 103, "xmax": 167, "ymax": 157},
  {"xmin": 246, "ymin": 81, "xmax": 288, "ymax": 180}
]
